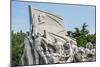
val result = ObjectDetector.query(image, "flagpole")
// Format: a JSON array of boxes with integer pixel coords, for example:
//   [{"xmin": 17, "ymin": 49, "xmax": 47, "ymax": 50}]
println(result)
[{"xmin": 28, "ymin": 5, "xmax": 33, "ymax": 36}]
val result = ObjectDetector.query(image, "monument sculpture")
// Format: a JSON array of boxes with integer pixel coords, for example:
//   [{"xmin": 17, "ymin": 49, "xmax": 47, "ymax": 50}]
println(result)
[{"xmin": 21, "ymin": 5, "xmax": 96, "ymax": 65}]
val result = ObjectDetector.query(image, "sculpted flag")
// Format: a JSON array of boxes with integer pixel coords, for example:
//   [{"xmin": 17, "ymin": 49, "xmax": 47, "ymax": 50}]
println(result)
[{"xmin": 30, "ymin": 8, "xmax": 68, "ymax": 45}]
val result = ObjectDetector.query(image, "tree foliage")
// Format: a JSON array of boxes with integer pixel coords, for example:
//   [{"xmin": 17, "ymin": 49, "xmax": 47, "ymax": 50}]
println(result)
[
  {"xmin": 11, "ymin": 30, "xmax": 26, "ymax": 66},
  {"xmin": 67, "ymin": 22, "xmax": 96, "ymax": 47}
]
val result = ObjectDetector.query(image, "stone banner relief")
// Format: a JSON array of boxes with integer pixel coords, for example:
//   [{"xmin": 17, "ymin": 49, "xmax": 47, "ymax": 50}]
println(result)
[{"xmin": 20, "ymin": 6, "xmax": 96, "ymax": 65}]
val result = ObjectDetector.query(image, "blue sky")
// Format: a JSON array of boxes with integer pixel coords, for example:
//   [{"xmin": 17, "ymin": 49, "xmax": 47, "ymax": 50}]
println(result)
[{"xmin": 12, "ymin": 1, "xmax": 96, "ymax": 34}]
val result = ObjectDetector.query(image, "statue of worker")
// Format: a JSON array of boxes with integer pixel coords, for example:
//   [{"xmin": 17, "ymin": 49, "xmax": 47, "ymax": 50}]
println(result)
[{"xmin": 34, "ymin": 32, "xmax": 49, "ymax": 64}]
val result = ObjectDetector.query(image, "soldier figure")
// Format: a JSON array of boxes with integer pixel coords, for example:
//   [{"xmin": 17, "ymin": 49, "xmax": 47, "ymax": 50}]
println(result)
[{"xmin": 34, "ymin": 33, "xmax": 48, "ymax": 64}]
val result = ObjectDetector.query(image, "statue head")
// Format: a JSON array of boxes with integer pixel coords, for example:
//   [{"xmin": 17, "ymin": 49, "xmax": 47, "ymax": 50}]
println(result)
[{"xmin": 38, "ymin": 13, "xmax": 46, "ymax": 24}]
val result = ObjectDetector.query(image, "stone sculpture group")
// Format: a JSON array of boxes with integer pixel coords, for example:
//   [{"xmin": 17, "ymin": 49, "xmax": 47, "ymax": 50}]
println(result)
[{"xmin": 21, "ymin": 6, "xmax": 96, "ymax": 65}]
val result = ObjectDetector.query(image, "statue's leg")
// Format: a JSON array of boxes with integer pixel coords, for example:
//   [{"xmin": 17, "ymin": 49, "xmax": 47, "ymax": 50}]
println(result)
[
  {"xmin": 38, "ymin": 51, "xmax": 48, "ymax": 64},
  {"xmin": 21, "ymin": 46, "xmax": 29, "ymax": 65},
  {"xmin": 66, "ymin": 55, "xmax": 73, "ymax": 62},
  {"xmin": 33, "ymin": 49, "xmax": 39, "ymax": 65},
  {"xmin": 21, "ymin": 48, "xmax": 26, "ymax": 65},
  {"xmin": 24, "ymin": 38, "xmax": 34, "ymax": 65}
]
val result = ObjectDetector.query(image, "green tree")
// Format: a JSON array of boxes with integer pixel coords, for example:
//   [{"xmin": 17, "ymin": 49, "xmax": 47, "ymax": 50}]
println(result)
[
  {"xmin": 11, "ymin": 30, "xmax": 26, "ymax": 66},
  {"xmin": 72, "ymin": 27, "xmax": 81, "ymax": 38},
  {"xmin": 67, "ymin": 22, "xmax": 96, "ymax": 47},
  {"xmin": 67, "ymin": 31, "xmax": 73, "ymax": 37},
  {"xmin": 76, "ymin": 35, "xmax": 88, "ymax": 47},
  {"xmin": 81, "ymin": 22, "xmax": 89, "ymax": 35},
  {"xmin": 87, "ymin": 34, "xmax": 96, "ymax": 44}
]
